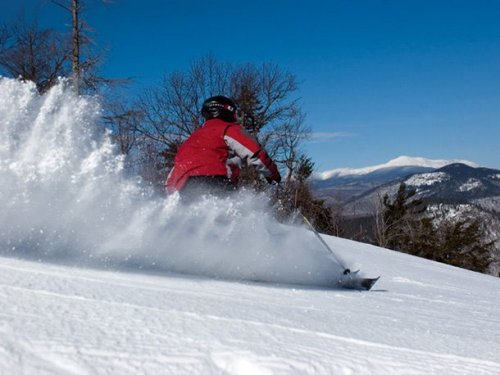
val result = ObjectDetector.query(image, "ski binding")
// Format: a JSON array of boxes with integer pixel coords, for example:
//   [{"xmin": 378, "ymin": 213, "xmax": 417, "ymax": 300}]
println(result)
[{"xmin": 337, "ymin": 269, "xmax": 380, "ymax": 291}]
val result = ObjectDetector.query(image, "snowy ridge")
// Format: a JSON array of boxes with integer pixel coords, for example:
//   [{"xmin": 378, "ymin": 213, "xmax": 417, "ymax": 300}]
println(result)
[
  {"xmin": 315, "ymin": 155, "xmax": 479, "ymax": 180},
  {"xmin": 403, "ymin": 163, "xmax": 500, "ymax": 198},
  {"xmin": 405, "ymin": 171, "xmax": 450, "ymax": 187},
  {"xmin": 458, "ymin": 178, "xmax": 483, "ymax": 192}
]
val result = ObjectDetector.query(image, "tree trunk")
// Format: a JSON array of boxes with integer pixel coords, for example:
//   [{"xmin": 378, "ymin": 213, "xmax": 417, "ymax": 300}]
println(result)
[{"xmin": 72, "ymin": 0, "xmax": 80, "ymax": 93}]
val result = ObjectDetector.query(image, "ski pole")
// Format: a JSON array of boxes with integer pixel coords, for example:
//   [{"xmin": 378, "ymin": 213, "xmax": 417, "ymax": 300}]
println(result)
[
  {"xmin": 298, "ymin": 209, "xmax": 351, "ymax": 275},
  {"xmin": 272, "ymin": 183, "xmax": 351, "ymax": 275}
]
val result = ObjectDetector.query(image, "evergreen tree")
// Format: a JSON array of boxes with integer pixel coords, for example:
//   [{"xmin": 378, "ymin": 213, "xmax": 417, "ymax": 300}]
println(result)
[
  {"xmin": 275, "ymin": 156, "xmax": 338, "ymax": 235},
  {"xmin": 378, "ymin": 183, "xmax": 493, "ymax": 273},
  {"xmin": 380, "ymin": 182, "xmax": 425, "ymax": 251},
  {"xmin": 432, "ymin": 217, "xmax": 493, "ymax": 273}
]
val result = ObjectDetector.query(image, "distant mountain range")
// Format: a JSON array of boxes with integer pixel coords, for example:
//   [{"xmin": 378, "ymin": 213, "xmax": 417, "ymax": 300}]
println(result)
[
  {"xmin": 338, "ymin": 162, "xmax": 500, "ymax": 217},
  {"xmin": 311, "ymin": 156, "xmax": 500, "ymax": 275},
  {"xmin": 312, "ymin": 156, "xmax": 486, "ymax": 205},
  {"xmin": 314, "ymin": 156, "xmax": 479, "ymax": 180}
]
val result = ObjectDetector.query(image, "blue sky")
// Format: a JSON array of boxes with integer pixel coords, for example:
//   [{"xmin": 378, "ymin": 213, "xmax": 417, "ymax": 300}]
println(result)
[{"xmin": 2, "ymin": 0, "xmax": 500, "ymax": 171}]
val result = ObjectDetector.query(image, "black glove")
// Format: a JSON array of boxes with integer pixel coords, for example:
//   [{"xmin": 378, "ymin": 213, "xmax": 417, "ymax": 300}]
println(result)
[
  {"xmin": 242, "ymin": 114, "xmax": 256, "ymax": 133},
  {"xmin": 266, "ymin": 174, "xmax": 281, "ymax": 184}
]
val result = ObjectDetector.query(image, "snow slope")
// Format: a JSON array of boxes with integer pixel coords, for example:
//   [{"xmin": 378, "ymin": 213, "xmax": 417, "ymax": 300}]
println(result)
[
  {"xmin": 1, "ymin": 238, "xmax": 500, "ymax": 374},
  {"xmin": 1, "ymin": 78, "xmax": 500, "ymax": 374}
]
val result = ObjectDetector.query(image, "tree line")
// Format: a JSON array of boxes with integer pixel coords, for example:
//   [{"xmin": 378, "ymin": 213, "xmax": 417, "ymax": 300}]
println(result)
[{"xmin": 374, "ymin": 183, "xmax": 494, "ymax": 273}]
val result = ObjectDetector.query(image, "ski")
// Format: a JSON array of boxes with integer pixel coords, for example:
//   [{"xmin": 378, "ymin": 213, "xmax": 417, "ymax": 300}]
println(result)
[{"xmin": 337, "ymin": 270, "xmax": 380, "ymax": 291}]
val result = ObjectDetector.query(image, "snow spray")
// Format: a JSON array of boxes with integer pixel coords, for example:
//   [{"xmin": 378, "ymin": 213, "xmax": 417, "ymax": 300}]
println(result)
[{"xmin": 0, "ymin": 78, "xmax": 343, "ymax": 286}]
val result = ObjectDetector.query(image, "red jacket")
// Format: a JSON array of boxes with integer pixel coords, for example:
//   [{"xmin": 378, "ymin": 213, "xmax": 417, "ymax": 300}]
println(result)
[{"xmin": 166, "ymin": 118, "xmax": 281, "ymax": 192}]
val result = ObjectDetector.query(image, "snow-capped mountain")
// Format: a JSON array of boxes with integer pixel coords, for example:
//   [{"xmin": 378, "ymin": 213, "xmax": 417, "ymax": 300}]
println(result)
[
  {"xmin": 315, "ymin": 155, "xmax": 479, "ymax": 180},
  {"xmin": 405, "ymin": 163, "xmax": 500, "ymax": 203},
  {"xmin": 312, "ymin": 156, "xmax": 480, "ymax": 204},
  {"xmin": 342, "ymin": 163, "xmax": 500, "ymax": 216}
]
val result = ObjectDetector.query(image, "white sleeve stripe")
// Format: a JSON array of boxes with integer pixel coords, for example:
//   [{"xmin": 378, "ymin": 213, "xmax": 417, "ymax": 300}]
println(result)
[
  {"xmin": 224, "ymin": 135, "xmax": 254, "ymax": 159},
  {"xmin": 224, "ymin": 135, "xmax": 273, "ymax": 177}
]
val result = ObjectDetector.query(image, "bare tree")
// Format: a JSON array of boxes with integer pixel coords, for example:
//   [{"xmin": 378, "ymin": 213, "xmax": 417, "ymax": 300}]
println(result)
[
  {"xmin": 103, "ymin": 102, "xmax": 141, "ymax": 156},
  {"xmin": 52, "ymin": 0, "xmax": 115, "ymax": 93},
  {"xmin": 374, "ymin": 193, "xmax": 389, "ymax": 248},
  {"xmin": 134, "ymin": 54, "xmax": 308, "ymax": 188},
  {"xmin": 1, "ymin": 2, "xmax": 117, "ymax": 94},
  {"xmin": 137, "ymin": 55, "xmax": 230, "ymax": 146},
  {"xmin": 0, "ymin": 17, "xmax": 70, "ymax": 93},
  {"xmin": 230, "ymin": 63, "xmax": 310, "ymax": 187}
]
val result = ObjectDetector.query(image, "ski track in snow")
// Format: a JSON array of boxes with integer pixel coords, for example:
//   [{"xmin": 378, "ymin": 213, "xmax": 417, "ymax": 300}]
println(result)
[{"xmin": 1, "ymin": 251, "xmax": 500, "ymax": 375}]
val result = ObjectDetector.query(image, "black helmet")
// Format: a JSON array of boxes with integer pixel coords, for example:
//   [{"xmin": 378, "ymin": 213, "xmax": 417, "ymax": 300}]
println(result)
[{"xmin": 201, "ymin": 96, "xmax": 238, "ymax": 122}]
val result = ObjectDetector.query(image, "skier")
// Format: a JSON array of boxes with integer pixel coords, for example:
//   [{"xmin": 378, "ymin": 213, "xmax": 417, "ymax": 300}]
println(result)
[{"xmin": 166, "ymin": 95, "xmax": 281, "ymax": 198}]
